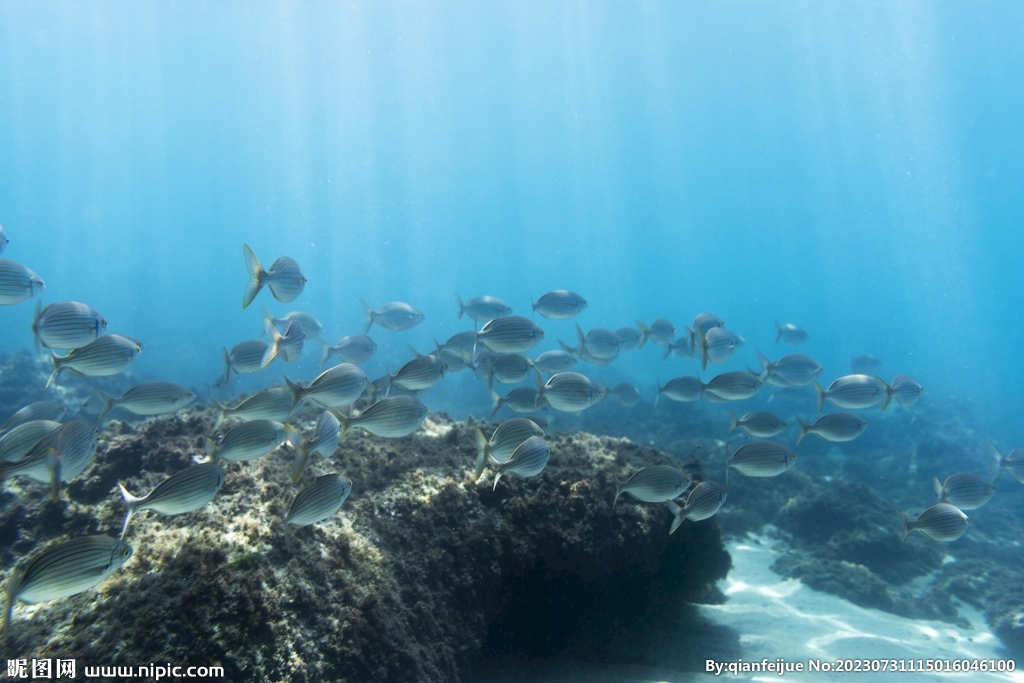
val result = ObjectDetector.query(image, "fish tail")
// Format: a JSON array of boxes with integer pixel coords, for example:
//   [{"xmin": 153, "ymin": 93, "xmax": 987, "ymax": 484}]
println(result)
[
  {"xmin": 118, "ymin": 484, "xmax": 141, "ymax": 539},
  {"xmin": 291, "ymin": 443, "xmax": 311, "ymax": 483},
  {"xmin": 876, "ymin": 375, "xmax": 894, "ymax": 410},
  {"xmin": 774, "ymin": 320, "xmax": 782, "ymax": 344},
  {"xmin": 667, "ymin": 500, "xmax": 684, "ymax": 535},
  {"xmin": 210, "ymin": 396, "xmax": 227, "ymax": 430},
  {"xmin": 661, "ymin": 343, "xmax": 673, "ymax": 361},
  {"xmin": 597, "ymin": 377, "xmax": 608, "ymax": 405},
  {"xmin": 488, "ymin": 390, "xmax": 502, "ymax": 420},
  {"xmin": 474, "ymin": 426, "xmax": 488, "ymax": 479},
  {"xmin": 242, "ymin": 243, "xmax": 265, "ymax": 309},
  {"xmin": 261, "ymin": 319, "xmax": 281, "ymax": 367},
  {"xmin": 283, "ymin": 376, "xmax": 304, "ymax": 410},
  {"xmin": 492, "ymin": 470, "xmax": 502, "ymax": 491},
  {"xmin": 636, "ymin": 320, "xmax": 648, "ymax": 348},
  {"xmin": 32, "ymin": 299, "xmax": 43, "ymax": 356},
  {"xmin": 813, "ymin": 381, "xmax": 826, "ymax": 413},
  {"xmin": 932, "ymin": 477, "xmax": 945, "ymax": 504},
  {"xmin": 613, "ymin": 478, "xmax": 624, "ymax": 507},
  {"xmin": 361, "ymin": 299, "xmax": 375, "ymax": 334},
  {"xmin": 334, "ymin": 410, "xmax": 350, "ymax": 441},
  {"xmin": 893, "ymin": 504, "xmax": 912, "ymax": 547},
  {"xmin": 45, "ymin": 352, "xmax": 61, "ymax": 389},
  {"xmin": 205, "ymin": 437, "xmax": 218, "ymax": 463},
  {"xmin": 796, "ymin": 416, "xmax": 809, "ymax": 445},
  {"xmin": 756, "ymin": 350, "xmax": 772, "ymax": 379},
  {"xmin": 2, "ymin": 570, "xmax": 19, "ymax": 644},
  {"xmin": 315, "ymin": 338, "xmax": 333, "ymax": 370},
  {"xmin": 92, "ymin": 388, "xmax": 114, "ymax": 423},
  {"xmin": 221, "ymin": 347, "xmax": 232, "ymax": 385},
  {"xmin": 455, "ymin": 292, "xmax": 465, "ymax": 320},
  {"xmin": 728, "ymin": 410, "xmax": 738, "ymax": 433},
  {"xmin": 575, "ymin": 323, "xmax": 586, "ymax": 358}
]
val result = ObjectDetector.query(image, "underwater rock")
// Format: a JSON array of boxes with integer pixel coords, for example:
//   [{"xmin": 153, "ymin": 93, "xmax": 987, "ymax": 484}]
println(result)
[{"xmin": 1, "ymin": 408, "xmax": 729, "ymax": 682}]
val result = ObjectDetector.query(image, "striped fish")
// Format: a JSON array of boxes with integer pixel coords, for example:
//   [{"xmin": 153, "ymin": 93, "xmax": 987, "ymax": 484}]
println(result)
[
  {"xmin": 891, "ymin": 374, "xmax": 923, "ymax": 407},
  {"xmin": 540, "ymin": 372, "xmax": 605, "ymax": 413},
  {"xmin": 933, "ymin": 473, "xmax": 995, "ymax": 510},
  {"xmin": 261, "ymin": 307, "xmax": 323, "ymax": 339},
  {"xmin": 1, "ymin": 420, "xmax": 98, "ymax": 501},
  {"xmin": 728, "ymin": 411, "xmax": 786, "ymax": 438},
  {"xmin": 0, "ymin": 420, "xmax": 62, "ymax": 463},
  {"xmin": 47, "ymin": 335, "xmax": 142, "ymax": 388},
  {"xmin": 32, "ymin": 300, "xmax": 107, "ymax": 353},
  {"xmin": 701, "ymin": 327, "xmax": 737, "ymax": 368},
  {"xmin": 2, "ymin": 536, "xmax": 133, "ymax": 637},
  {"xmin": 637, "ymin": 318, "xmax": 675, "ymax": 347},
  {"xmin": 456, "ymin": 293, "xmax": 512, "ymax": 322},
  {"xmin": 692, "ymin": 313, "xmax": 725, "ymax": 335},
  {"xmin": 663, "ymin": 329, "xmax": 698, "ymax": 360},
  {"xmin": 814, "ymin": 375, "xmax": 891, "ymax": 412},
  {"xmin": 897, "ymin": 503, "xmax": 968, "ymax": 546},
  {"xmin": 1, "ymin": 402, "xmax": 66, "ymax": 435},
  {"xmin": 531, "ymin": 290, "xmax": 587, "ymax": 320},
  {"xmin": 486, "ymin": 354, "xmax": 532, "ymax": 386},
  {"xmin": 796, "ymin": 412, "xmax": 867, "ymax": 445},
  {"xmin": 775, "ymin": 321, "xmax": 809, "ymax": 345},
  {"xmin": 489, "ymin": 386, "xmax": 541, "ymax": 418},
  {"xmin": 92, "ymin": 383, "xmax": 196, "ymax": 422},
  {"xmin": 285, "ymin": 473, "xmax": 352, "ymax": 527},
  {"xmin": 667, "ymin": 480, "xmax": 728, "ymax": 533},
  {"xmin": 614, "ymin": 465, "xmax": 691, "ymax": 506},
  {"xmin": 317, "ymin": 334, "xmax": 377, "ymax": 369},
  {"xmin": 0, "ymin": 259, "xmax": 44, "ymax": 306},
  {"xmin": 704, "ymin": 371, "xmax": 763, "ymax": 401},
  {"xmin": 290, "ymin": 411, "xmax": 342, "ymax": 482},
  {"xmin": 726, "ymin": 441, "xmax": 796, "ymax": 482},
  {"xmin": 476, "ymin": 315, "xmax": 545, "ymax": 354},
  {"xmin": 119, "ymin": 463, "xmax": 225, "ymax": 537},
  {"xmin": 386, "ymin": 354, "xmax": 446, "ymax": 392},
  {"xmin": 569, "ymin": 325, "xmax": 621, "ymax": 361},
  {"xmin": 615, "ymin": 326, "xmax": 642, "ymax": 352},
  {"xmin": 992, "ymin": 440, "xmax": 1024, "ymax": 485},
  {"xmin": 211, "ymin": 387, "xmax": 294, "ymax": 429},
  {"xmin": 339, "ymin": 396, "xmax": 427, "ymax": 438},
  {"xmin": 262, "ymin": 318, "xmax": 304, "ymax": 367},
  {"xmin": 284, "ymin": 363, "xmax": 369, "ymax": 410},
  {"xmin": 241, "ymin": 244, "xmax": 306, "ymax": 308},
  {"xmin": 362, "ymin": 300, "xmax": 424, "ymax": 333},
  {"xmin": 0, "ymin": 224, "xmax": 6, "ymax": 254},
  {"xmin": 491, "ymin": 436, "xmax": 550, "ymax": 490},
  {"xmin": 209, "ymin": 419, "xmax": 289, "ymax": 462},
  {"xmin": 533, "ymin": 350, "xmax": 578, "ymax": 375},
  {"xmin": 474, "ymin": 418, "xmax": 544, "ymax": 478},
  {"xmin": 656, "ymin": 376, "xmax": 703, "ymax": 407},
  {"xmin": 221, "ymin": 340, "xmax": 273, "ymax": 384},
  {"xmin": 757, "ymin": 352, "xmax": 823, "ymax": 387},
  {"xmin": 609, "ymin": 383, "xmax": 642, "ymax": 407}
]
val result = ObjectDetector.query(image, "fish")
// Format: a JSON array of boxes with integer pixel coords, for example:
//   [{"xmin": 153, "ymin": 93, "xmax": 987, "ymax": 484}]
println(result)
[
  {"xmin": 285, "ymin": 363, "xmax": 370, "ymax": 410},
  {"xmin": 491, "ymin": 435, "xmax": 550, "ymax": 490},
  {"xmin": 814, "ymin": 375, "xmax": 891, "ymax": 411},
  {"xmin": 637, "ymin": 318, "xmax": 675, "ymax": 347},
  {"xmin": 91, "ymin": 383, "xmax": 196, "ymax": 422},
  {"xmin": 774, "ymin": 321, "xmax": 809, "ymax": 345},
  {"xmin": 566, "ymin": 325, "xmax": 621, "ymax": 362},
  {"xmin": 436, "ymin": 331, "xmax": 476, "ymax": 359},
  {"xmin": 290, "ymin": 411, "xmax": 342, "ymax": 481},
  {"xmin": 531, "ymin": 290, "xmax": 587, "ymax": 319},
  {"xmin": 655, "ymin": 376, "xmax": 704, "ymax": 406},
  {"xmin": 210, "ymin": 387, "xmax": 294, "ymax": 428},
  {"xmin": 756, "ymin": 352, "xmax": 823, "ymax": 386},
  {"xmin": 992, "ymin": 440, "xmax": 1024, "ymax": 484},
  {"xmin": 533, "ymin": 350, "xmax": 578, "ymax": 375},
  {"xmin": 0, "ymin": 421, "xmax": 63, "ymax": 464},
  {"xmin": 728, "ymin": 411, "xmax": 786, "ymax": 438},
  {"xmin": 1, "ymin": 420, "xmax": 99, "ymax": 501},
  {"xmin": 796, "ymin": 412, "xmax": 867, "ymax": 445},
  {"xmin": 285, "ymin": 473, "xmax": 353, "ymax": 527},
  {"xmin": 613, "ymin": 465, "xmax": 691, "ymax": 506},
  {"xmin": 726, "ymin": 441, "xmax": 796, "ymax": 481},
  {"xmin": 540, "ymin": 372, "xmax": 605, "ymax": 413},
  {"xmin": 241, "ymin": 244, "xmax": 306, "ymax": 308},
  {"xmin": 385, "ymin": 354, "xmax": 447, "ymax": 393},
  {"xmin": 474, "ymin": 418, "xmax": 544, "ymax": 478},
  {"xmin": 666, "ymin": 480, "xmax": 728, "ymax": 533},
  {"xmin": 486, "ymin": 354, "xmax": 533, "ymax": 385},
  {"xmin": 362, "ymin": 300, "xmax": 424, "ymax": 333},
  {"xmin": 609, "ymin": 383, "xmax": 642, "ymax": 407},
  {"xmin": 262, "ymin": 318, "xmax": 305, "ymax": 366},
  {"xmin": 208, "ymin": 419, "xmax": 290, "ymax": 462},
  {"xmin": 0, "ymin": 402, "xmax": 66, "ymax": 435},
  {"xmin": 692, "ymin": 313, "xmax": 725, "ymax": 335},
  {"xmin": 118, "ymin": 463, "xmax": 225, "ymax": 537},
  {"xmin": 338, "ymin": 395, "xmax": 427, "ymax": 438},
  {"xmin": 221, "ymin": 340, "xmax": 273, "ymax": 383},
  {"xmin": 261, "ymin": 308, "xmax": 324, "ymax": 339},
  {"xmin": 704, "ymin": 371, "xmax": 763, "ymax": 401},
  {"xmin": 891, "ymin": 374, "xmax": 923, "ymax": 407},
  {"xmin": 851, "ymin": 354, "xmax": 882, "ymax": 375},
  {"xmin": 47, "ymin": 335, "xmax": 143, "ymax": 388},
  {"xmin": 662, "ymin": 331, "xmax": 697, "ymax": 360},
  {"xmin": 701, "ymin": 326, "xmax": 737, "ymax": 367},
  {"xmin": 896, "ymin": 503, "xmax": 968, "ymax": 545},
  {"xmin": 933, "ymin": 473, "xmax": 995, "ymax": 511},
  {"xmin": 476, "ymin": 315, "xmax": 545, "ymax": 353},
  {"xmin": 0, "ymin": 259, "xmax": 44, "ymax": 306},
  {"xmin": 2, "ymin": 536, "xmax": 133, "ymax": 638},
  {"xmin": 615, "ymin": 326, "xmax": 642, "ymax": 351},
  {"xmin": 489, "ymin": 375, "xmax": 542, "ymax": 417},
  {"xmin": 32, "ymin": 300, "xmax": 107, "ymax": 353},
  {"xmin": 317, "ymin": 334, "xmax": 377, "ymax": 368},
  {"xmin": 456, "ymin": 293, "xmax": 512, "ymax": 322},
  {"xmin": 0, "ymin": 224, "xmax": 6, "ymax": 254}
]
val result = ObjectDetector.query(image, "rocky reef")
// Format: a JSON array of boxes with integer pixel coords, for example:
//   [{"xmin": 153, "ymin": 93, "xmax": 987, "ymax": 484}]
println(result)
[{"xmin": 1, "ymin": 403, "xmax": 730, "ymax": 682}]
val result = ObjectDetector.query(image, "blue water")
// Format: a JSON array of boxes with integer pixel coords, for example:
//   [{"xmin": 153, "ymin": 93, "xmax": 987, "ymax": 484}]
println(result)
[{"xmin": 1, "ymin": 2, "xmax": 1022, "ymax": 432}]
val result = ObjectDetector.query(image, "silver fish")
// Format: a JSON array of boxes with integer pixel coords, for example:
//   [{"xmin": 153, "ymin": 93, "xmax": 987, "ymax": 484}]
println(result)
[
  {"xmin": 891, "ymin": 374, "xmax": 923, "ymax": 407},
  {"xmin": 261, "ymin": 308, "xmax": 323, "ymax": 339},
  {"xmin": 222, "ymin": 340, "xmax": 273, "ymax": 384},
  {"xmin": 285, "ymin": 363, "xmax": 370, "ymax": 409},
  {"xmin": 814, "ymin": 375, "xmax": 891, "ymax": 411},
  {"xmin": 456, "ymin": 293, "xmax": 512, "ymax": 322},
  {"xmin": 796, "ymin": 412, "xmax": 867, "ymax": 445},
  {"xmin": 47, "ymin": 335, "xmax": 143, "ymax": 388},
  {"xmin": 474, "ymin": 418, "xmax": 544, "ymax": 478},
  {"xmin": 387, "ymin": 354, "xmax": 447, "ymax": 392},
  {"xmin": 692, "ymin": 313, "xmax": 725, "ymax": 335},
  {"xmin": 362, "ymin": 300, "xmax": 424, "ymax": 333},
  {"xmin": 476, "ymin": 315, "xmax": 545, "ymax": 354},
  {"xmin": 491, "ymin": 435, "xmax": 550, "ymax": 490},
  {"xmin": 0, "ymin": 259, "xmax": 44, "ymax": 306},
  {"xmin": 992, "ymin": 441, "xmax": 1024, "ymax": 484},
  {"xmin": 285, "ymin": 473, "xmax": 353, "ymax": 527},
  {"xmin": 540, "ymin": 372, "xmax": 605, "ymax": 413},
  {"xmin": 487, "ymin": 354, "xmax": 532, "ymax": 385},
  {"xmin": 533, "ymin": 350, "xmax": 578, "ymax": 375},
  {"xmin": 774, "ymin": 321, "xmax": 808, "ymax": 345},
  {"xmin": 0, "ymin": 421, "xmax": 62, "ymax": 464},
  {"xmin": 436, "ymin": 331, "xmax": 476, "ymax": 358},
  {"xmin": 340, "ymin": 395, "xmax": 427, "ymax": 438},
  {"xmin": 933, "ymin": 473, "xmax": 994, "ymax": 511},
  {"xmin": 469, "ymin": 350, "xmax": 502, "ymax": 381},
  {"xmin": 897, "ymin": 503, "xmax": 967, "ymax": 545},
  {"xmin": 290, "ymin": 411, "xmax": 342, "ymax": 481},
  {"xmin": 0, "ymin": 403, "xmax": 66, "ymax": 435},
  {"xmin": 727, "ymin": 441, "xmax": 796, "ymax": 480},
  {"xmin": 119, "ymin": 463, "xmax": 225, "ymax": 537},
  {"xmin": 615, "ymin": 326, "xmax": 642, "ymax": 351},
  {"xmin": 663, "ymin": 331, "xmax": 697, "ymax": 360},
  {"xmin": 0, "ymin": 225, "xmax": 6, "ymax": 255},
  {"xmin": 32, "ymin": 300, "xmax": 107, "ymax": 353},
  {"xmin": 211, "ymin": 387, "xmax": 294, "ymax": 428},
  {"xmin": 2, "ymin": 421, "xmax": 99, "ymax": 501},
  {"xmin": 609, "ymin": 383, "xmax": 642, "ymax": 408},
  {"xmin": 614, "ymin": 465, "xmax": 690, "ymax": 506},
  {"xmin": 91, "ymin": 383, "xmax": 196, "ymax": 422},
  {"xmin": 638, "ymin": 318, "xmax": 675, "ymax": 347},
  {"xmin": 705, "ymin": 371, "xmax": 763, "ymax": 401},
  {"xmin": 262, "ymin": 318, "xmax": 305, "ymax": 366},
  {"xmin": 656, "ymin": 376, "xmax": 703, "ymax": 406},
  {"xmin": 2, "ymin": 536, "xmax": 133, "ymax": 637},
  {"xmin": 728, "ymin": 411, "xmax": 786, "ymax": 438},
  {"xmin": 667, "ymin": 480, "xmax": 728, "ymax": 533},
  {"xmin": 701, "ymin": 326, "xmax": 737, "ymax": 367},
  {"xmin": 757, "ymin": 352, "xmax": 823, "ymax": 386},
  {"xmin": 851, "ymin": 354, "xmax": 882, "ymax": 375},
  {"xmin": 317, "ymin": 334, "xmax": 377, "ymax": 368},
  {"xmin": 489, "ymin": 386, "xmax": 541, "ymax": 418},
  {"xmin": 242, "ymin": 244, "xmax": 306, "ymax": 308},
  {"xmin": 569, "ymin": 325, "xmax": 621, "ymax": 361},
  {"xmin": 209, "ymin": 419, "xmax": 290, "ymax": 462},
  {"xmin": 531, "ymin": 290, "xmax": 587, "ymax": 319}
]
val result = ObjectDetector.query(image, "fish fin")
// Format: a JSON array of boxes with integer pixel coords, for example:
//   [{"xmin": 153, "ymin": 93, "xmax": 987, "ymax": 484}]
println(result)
[
  {"xmin": 933, "ymin": 477, "xmax": 944, "ymax": 504},
  {"xmin": 575, "ymin": 324, "xmax": 586, "ymax": 358},
  {"xmin": 893, "ymin": 503, "xmax": 912, "ymax": 547},
  {"xmin": 488, "ymin": 390, "xmax": 502, "ymax": 419},
  {"xmin": 291, "ymin": 444, "xmax": 311, "ymax": 483},
  {"xmin": 474, "ymin": 426, "xmax": 488, "ymax": 479},
  {"xmin": 92, "ymin": 388, "xmax": 114, "ymax": 423},
  {"xmin": 2, "ymin": 568, "xmax": 22, "ymax": 643},
  {"xmin": 662, "ymin": 343, "xmax": 673, "ymax": 361},
  {"xmin": 455, "ymin": 292, "xmax": 465, "ymax": 320},
  {"xmin": 118, "ymin": 482, "xmax": 143, "ymax": 507},
  {"xmin": 334, "ymin": 410, "xmax": 350, "ymax": 441},
  {"xmin": 32, "ymin": 299, "xmax": 43, "ymax": 356},
  {"xmin": 221, "ymin": 347, "xmax": 233, "ymax": 385},
  {"xmin": 361, "ymin": 299, "xmax": 374, "ymax": 334},
  {"xmin": 667, "ymin": 500, "xmax": 684, "ymax": 535},
  {"xmin": 492, "ymin": 470, "xmax": 502, "ymax": 491},
  {"xmin": 316, "ymin": 338, "xmax": 333, "ymax": 370},
  {"xmin": 210, "ymin": 396, "xmax": 228, "ymax": 430},
  {"xmin": 205, "ymin": 437, "xmax": 218, "ymax": 463},
  {"xmin": 636, "ymin": 320, "xmax": 648, "ymax": 348},
  {"xmin": 242, "ymin": 243, "xmax": 264, "ymax": 309},
  {"xmin": 728, "ymin": 410, "xmax": 738, "ymax": 433},
  {"xmin": 756, "ymin": 350, "xmax": 772, "ymax": 379},
  {"xmin": 654, "ymin": 379, "xmax": 661, "ymax": 410},
  {"xmin": 283, "ymin": 376, "xmax": 304, "ymax": 410},
  {"xmin": 45, "ymin": 352, "xmax": 61, "ymax": 388},
  {"xmin": 813, "ymin": 381, "xmax": 826, "ymax": 413},
  {"xmin": 597, "ymin": 378, "xmax": 608, "ymax": 405},
  {"xmin": 774, "ymin": 320, "xmax": 782, "ymax": 344},
  {"xmin": 407, "ymin": 344, "xmax": 422, "ymax": 359},
  {"xmin": 46, "ymin": 448, "xmax": 61, "ymax": 503},
  {"xmin": 796, "ymin": 415, "xmax": 809, "ymax": 445},
  {"xmin": 876, "ymin": 375, "xmax": 894, "ymax": 410},
  {"xmin": 613, "ymin": 477, "xmax": 624, "ymax": 507},
  {"xmin": 261, "ymin": 320, "xmax": 281, "ymax": 367}
]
